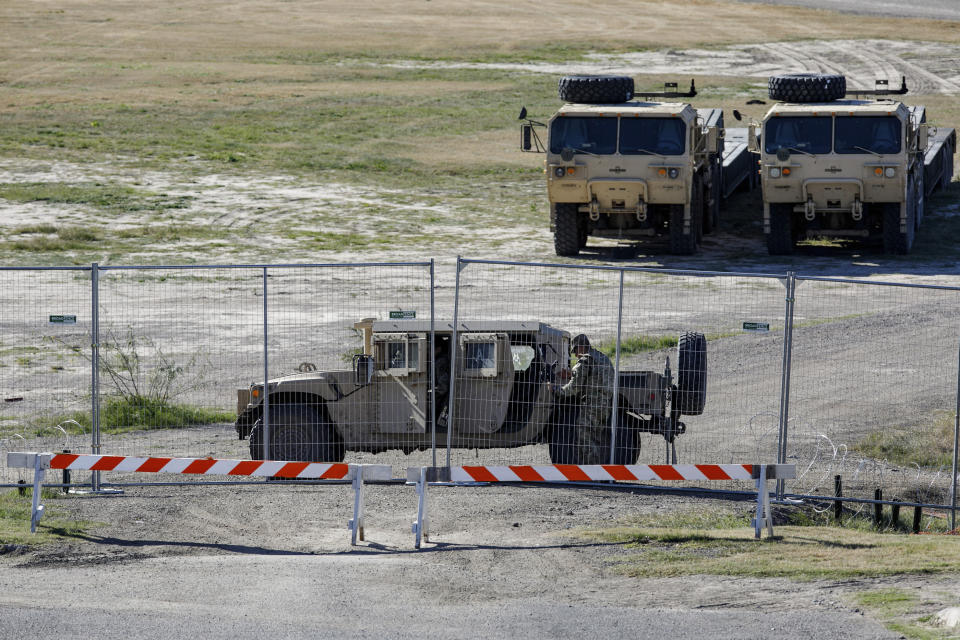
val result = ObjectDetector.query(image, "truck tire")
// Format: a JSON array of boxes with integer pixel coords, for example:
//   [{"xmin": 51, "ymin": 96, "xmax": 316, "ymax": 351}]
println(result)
[
  {"xmin": 554, "ymin": 203, "xmax": 581, "ymax": 256},
  {"xmin": 249, "ymin": 403, "xmax": 344, "ymax": 462},
  {"xmin": 767, "ymin": 203, "xmax": 795, "ymax": 255},
  {"xmin": 558, "ymin": 75, "xmax": 634, "ymax": 104},
  {"xmin": 882, "ymin": 201, "xmax": 914, "ymax": 254},
  {"xmin": 668, "ymin": 204, "xmax": 698, "ymax": 255},
  {"xmin": 675, "ymin": 332, "xmax": 707, "ymax": 416},
  {"xmin": 768, "ymin": 73, "xmax": 846, "ymax": 103}
]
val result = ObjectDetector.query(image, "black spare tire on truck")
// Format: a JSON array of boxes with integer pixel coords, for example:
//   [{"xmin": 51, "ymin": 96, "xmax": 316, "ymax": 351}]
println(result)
[
  {"xmin": 675, "ymin": 332, "xmax": 707, "ymax": 416},
  {"xmin": 558, "ymin": 75, "xmax": 634, "ymax": 104},
  {"xmin": 768, "ymin": 73, "xmax": 846, "ymax": 103}
]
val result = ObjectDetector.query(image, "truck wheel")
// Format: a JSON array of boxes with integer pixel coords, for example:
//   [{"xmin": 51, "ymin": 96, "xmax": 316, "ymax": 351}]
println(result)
[
  {"xmin": 248, "ymin": 403, "xmax": 344, "ymax": 462},
  {"xmin": 767, "ymin": 203, "xmax": 795, "ymax": 255},
  {"xmin": 578, "ymin": 217, "xmax": 589, "ymax": 248},
  {"xmin": 554, "ymin": 203, "xmax": 581, "ymax": 256},
  {"xmin": 882, "ymin": 201, "xmax": 914, "ymax": 255},
  {"xmin": 558, "ymin": 75, "xmax": 634, "ymax": 104},
  {"xmin": 675, "ymin": 332, "xmax": 707, "ymax": 416},
  {"xmin": 768, "ymin": 73, "xmax": 846, "ymax": 103},
  {"xmin": 668, "ymin": 204, "xmax": 698, "ymax": 255}
]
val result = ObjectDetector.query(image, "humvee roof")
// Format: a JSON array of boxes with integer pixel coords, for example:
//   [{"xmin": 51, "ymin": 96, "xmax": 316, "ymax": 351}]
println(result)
[
  {"xmin": 556, "ymin": 102, "xmax": 697, "ymax": 118},
  {"xmin": 769, "ymin": 100, "xmax": 909, "ymax": 117},
  {"xmin": 371, "ymin": 319, "xmax": 569, "ymax": 338}
]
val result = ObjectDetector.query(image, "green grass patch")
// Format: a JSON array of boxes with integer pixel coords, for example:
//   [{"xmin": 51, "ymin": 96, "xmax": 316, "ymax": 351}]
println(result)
[
  {"xmin": 856, "ymin": 589, "xmax": 953, "ymax": 640},
  {"xmin": 37, "ymin": 396, "xmax": 234, "ymax": 436},
  {"xmin": 0, "ymin": 488, "xmax": 95, "ymax": 546},
  {"xmin": 582, "ymin": 507, "xmax": 960, "ymax": 580},
  {"xmin": 853, "ymin": 411, "xmax": 956, "ymax": 469},
  {"xmin": 0, "ymin": 182, "xmax": 192, "ymax": 213}
]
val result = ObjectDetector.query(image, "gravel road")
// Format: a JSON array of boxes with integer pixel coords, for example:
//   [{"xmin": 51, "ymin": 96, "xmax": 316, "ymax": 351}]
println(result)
[{"xmin": 0, "ymin": 483, "xmax": 910, "ymax": 639}]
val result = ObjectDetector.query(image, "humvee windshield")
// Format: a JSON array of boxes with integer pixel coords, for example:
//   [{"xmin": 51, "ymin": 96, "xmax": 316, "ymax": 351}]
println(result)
[
  {"xmin": 764, "ymin": 116, "xmax": 831, "ymax": 154},
  {"xmin": 550, "ymin": 117, "xmax": 617, "ymax": 154},
  {"xmin": 835, "ymin": 116, "xmax": 901, "ymax": 154},
  {"xmin": 620, "ymin": 118, "xmax": 686, "ymax": 155}
]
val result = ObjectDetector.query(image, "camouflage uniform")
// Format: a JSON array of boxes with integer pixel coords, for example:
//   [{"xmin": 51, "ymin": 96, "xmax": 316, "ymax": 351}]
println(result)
[{"xmin": 558, "ymin": 345, "xmax": 614, "ymax": 464}]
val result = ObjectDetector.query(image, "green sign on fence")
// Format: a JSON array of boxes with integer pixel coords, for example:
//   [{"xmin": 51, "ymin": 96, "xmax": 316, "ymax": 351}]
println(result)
[
  {"xmin": 743, "ymin": 321, "xmax": 770, "ymax": 332},
  {"xmin": 49, "ymin": 315, "xmax": 77, "ymax": 325},
  {"xmin": 389, "ymin": 310, "xmax": 416, "ymax": 319}
]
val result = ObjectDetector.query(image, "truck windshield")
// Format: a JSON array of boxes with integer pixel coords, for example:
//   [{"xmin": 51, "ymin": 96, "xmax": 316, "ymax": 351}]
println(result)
[
  {"xmin": 834, "ymin": 116, "xmax": 901, "ymax": 154},
  {"xmin": 619, "ymin": 118, "xmax": 686, "ymax": 155},
  {"xmin": 549, "ymin": 117, "xmax": 617, "ymax": 155},
  {"xmin": 765, "ymin": 116, "xmax": 831, "ymax": 154}
]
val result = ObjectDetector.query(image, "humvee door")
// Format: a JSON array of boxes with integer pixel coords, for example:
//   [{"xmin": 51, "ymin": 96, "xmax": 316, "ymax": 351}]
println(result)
[
  {"xmin": 456, "ymin": 333, "xmax": 514, "ymax": 434},
  {"xmin": 373, "ymin": 332, "xmax": 428, "ymax": 433}
]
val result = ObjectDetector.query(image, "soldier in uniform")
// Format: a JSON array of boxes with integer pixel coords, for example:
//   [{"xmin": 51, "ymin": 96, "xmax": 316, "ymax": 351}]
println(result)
[{"xmin": 553, "ymin": 333, "xmax": 614, "ymax": 464}]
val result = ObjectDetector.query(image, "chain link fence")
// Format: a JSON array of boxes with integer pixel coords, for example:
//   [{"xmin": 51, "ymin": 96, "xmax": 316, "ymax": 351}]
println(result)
[{"xmin": 1, "ymin": 259, "xmax": 958, "ymax": 521}]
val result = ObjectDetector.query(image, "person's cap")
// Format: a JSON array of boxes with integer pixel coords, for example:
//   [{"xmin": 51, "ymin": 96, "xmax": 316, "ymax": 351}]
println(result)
[{"xmin": 571, "ymin": 334, "xmax": 590, "ymax": 350}]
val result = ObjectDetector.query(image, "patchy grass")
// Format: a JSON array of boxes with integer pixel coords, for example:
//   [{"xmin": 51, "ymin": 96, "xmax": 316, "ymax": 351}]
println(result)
[
  {"xmin": 855, "ymin": 589, "xmax": 954, "ymax": 640},
  {"xmin": 0, "ymin": 182, "xmax": 193, "ymax": 213},
  {"xmin": 0, "ymin": 488, "xmax": 96, "ymax": 546},
  {"xmin": 854, "ymin": 411, "xmax": 956, "ymax": 469},
  {"xmin": 582, "ymin": 507, "xmax": 960, "ymax": 580},
  {"xmin": 32, "ymin": 397, "xmax": 234, "ymax": 437}
]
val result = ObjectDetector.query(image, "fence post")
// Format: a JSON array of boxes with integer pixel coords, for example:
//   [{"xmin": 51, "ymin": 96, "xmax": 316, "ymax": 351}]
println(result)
[
  {"xmin": 430, "ymin": 259, "xmax": 436, "ymax": 469},
  {"xmin": 446, "ymin": 256, "xmax": 464, "ymax": 470},
  {"xmin": 90, "ymin": 262, "xmax": 101, "ymax": 492},
  {"xmin": 608, "ymin": 269, "xmax": 624, "ymax": 464},
  {"xmin": 776, "ymin": 271, "xmax": 797, "ymax": 500},
  {"xmin": 262, "ymin": 266, "xmax": 270, "ymax": 461},
  {"xmin": 952, "ymin": 336, "xmax": 960, "ymax": 531}
]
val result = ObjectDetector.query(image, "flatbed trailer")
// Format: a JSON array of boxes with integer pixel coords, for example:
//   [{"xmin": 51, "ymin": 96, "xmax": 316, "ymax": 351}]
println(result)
[{"xmin": 721, "ymin": 127, "xmax": 758, "ymax": 199}]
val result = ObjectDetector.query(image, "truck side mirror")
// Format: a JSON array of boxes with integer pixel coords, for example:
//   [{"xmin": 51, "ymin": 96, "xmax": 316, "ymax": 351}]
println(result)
[
  {"xmin": 353, "ymin": 354, "xmax": 374, "ymax": 385},
  {"xmin": 521, "ymin": 124, "xmax": 533, "ymax": 151},
  {"xmin": 918, "ymin": 124, "xmax": 930, "ymax": 151},
  {"xmin": 748, "ymin": 124, "xmax": 760, "ymax": 153}
]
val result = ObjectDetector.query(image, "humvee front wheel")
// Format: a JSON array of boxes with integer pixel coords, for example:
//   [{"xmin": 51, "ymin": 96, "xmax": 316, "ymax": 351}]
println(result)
[
  {"xmin": 554, "ymin": 203, "xmax": 581, "ymax": 257},
  {"xmin": 249, "ymin": 403, "xmax": 344, "ymax": 462}
]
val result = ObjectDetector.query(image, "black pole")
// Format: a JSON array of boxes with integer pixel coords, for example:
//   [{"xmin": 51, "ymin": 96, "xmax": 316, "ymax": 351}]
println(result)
[
  {"xmin": 834, "ymin": 475, "xmax": 843, "ymax": 522},
  {"xmin": 891, "ymin": 499, "xmax": 900, "ymax": 530},
  {"xmin": 913, "ymin": 505, "xmax": 922, "ymax": 534},
  {"xmin": 874, "ymin": 488, "xmax": 883, "ymax": 527},
  {"xmin": 17, "ymin": 479, "xmax": 26, "ymax": 497},
  {"xmin": 62, "ymin": 449, "xmax": 71, "ymax": 493}
]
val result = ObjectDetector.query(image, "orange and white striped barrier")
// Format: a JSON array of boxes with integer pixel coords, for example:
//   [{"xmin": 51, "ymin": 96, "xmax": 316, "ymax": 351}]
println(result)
[
  {"xmin": 406, "ymin": 463, "xmax": 796, "ymax": 548},
  {"xmin": 7, "ymin": 452, "xmax": 391, "ymax": 544}
]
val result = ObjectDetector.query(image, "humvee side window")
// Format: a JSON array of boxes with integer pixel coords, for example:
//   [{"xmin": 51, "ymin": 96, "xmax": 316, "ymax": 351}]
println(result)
[
  {"xmin": 549, "ymin": 117, "xmax": 617, "ymax": 155},
  {"xmin": 620, "ymin": 118, "xmax": 686, "ymax": 156},
  {"xmin": 465, "ymin": 342, "xmax": 495, "ymax": 370},
  {"xmin": 764, "ymin": 116, "xmax": 831, "ymax": 154},
  {"xmin": 511, "ymin": 345, "xmax": 535, "ymax": 372},
  {"xmin": 375, "ymin": 333, "xmax": 425, "ymax": 375},
  {"xmin": 834, "ymin": 116, "xmax": 901, "ymax": 155}
]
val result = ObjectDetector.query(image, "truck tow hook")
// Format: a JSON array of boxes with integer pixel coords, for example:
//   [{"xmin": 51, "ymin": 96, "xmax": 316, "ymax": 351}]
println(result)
[
  {"xmin": 636, "ymin": 200, "xmax": 648, "ymax": 222},
  {"xmin": 804, "ymin": 198, "xmax": 816, "ymax": 221},
  {"xmin": 589, "ymin": 199, "xmax": 600, "ymax": 222},
  {"xmin": 851, "ymin": 198, "xmax": 863, "ymax": 221}
]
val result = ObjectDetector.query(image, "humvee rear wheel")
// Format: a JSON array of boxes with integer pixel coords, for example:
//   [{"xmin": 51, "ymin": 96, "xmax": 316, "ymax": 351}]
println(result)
[
  {"xmin": 668, "ymin": 204, "xmax": 698, "ymax": 255},
  {"xmin": 768, "ymin": 73, "xmax": 846, "ymax": 103},
  {"xmin": 882, "ymin": 201, "xmax": 914, "ymax": 255},
  {"xmin": 675, "ymin": 332, "xmax": 707, "ymax": 416},
  {"xmin": 610, "ymin": 410, "xmax": 640, "ymax": 464},
  {"xmin": 554, "ymin": 203, "xmax": 581, "ymax": 257},
  {"xmin": 767, "ymin": 203, "xmax": 795, "ymax": 255},
  {"xmin": 249, "ymin": 403, "xmax": 344, "ymax": 462},
  {"xmin": 558, "ymin": 75, "xmax": 634, "ymax": 104}
]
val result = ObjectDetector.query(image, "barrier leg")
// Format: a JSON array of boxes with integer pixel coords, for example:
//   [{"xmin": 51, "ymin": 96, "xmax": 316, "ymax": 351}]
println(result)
[
  {"xmin": 753, "ymin": 464, "xmax": 775, "ymax": 539},
  {"xmin": 349, "ymin": 465, "xmax": 365, "ymax": 545},
  {"xmin": 412, "ymin": 467, "xmax": 429, "ymax": 549},
  {"xmin": 30, "ymin": 455, "xmax": 46, "ymax": 534}
]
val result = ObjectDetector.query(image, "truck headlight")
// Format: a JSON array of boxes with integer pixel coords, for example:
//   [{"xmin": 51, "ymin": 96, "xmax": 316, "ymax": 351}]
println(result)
[
  {"xmin": 668, "ymin": 168, "xmax": 680, "ymax": 179},
  {"xmin": 554, "ymin": 166, "xmax": 566, "ymax": 178},
  {"xmin": 884, "ymin": 167, "xmax": 896, "ymax": 178},
  {"xmin": 769, "ymin": 167, "xmax": 781, "ymax": 178}
]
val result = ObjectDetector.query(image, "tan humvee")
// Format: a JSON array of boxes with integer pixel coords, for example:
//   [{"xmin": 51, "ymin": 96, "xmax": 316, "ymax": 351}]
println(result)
[
  {"xmin": 748, "ymin": 74, "xmax": 955, "ymax": 254},
  {"xmin": 520, "ymin": 76, "xmax": 724, "ymax": 256},
  {"xmin": 234, "ymin": 319, "xmax": 708, "ymax": 465}
]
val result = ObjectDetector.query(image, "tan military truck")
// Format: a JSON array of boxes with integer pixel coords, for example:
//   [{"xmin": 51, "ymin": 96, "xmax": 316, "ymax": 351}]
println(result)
[
  {"xmin": 520, "ymin": 76, "xmax": 753, "ymax": 256},
  {"xmin": 234, "ymin": 319, "xmax": 708, "ymax": 465},
  {"xmin": 748, "ymin": 74, "xmax": 955, "ymax": 254}
]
